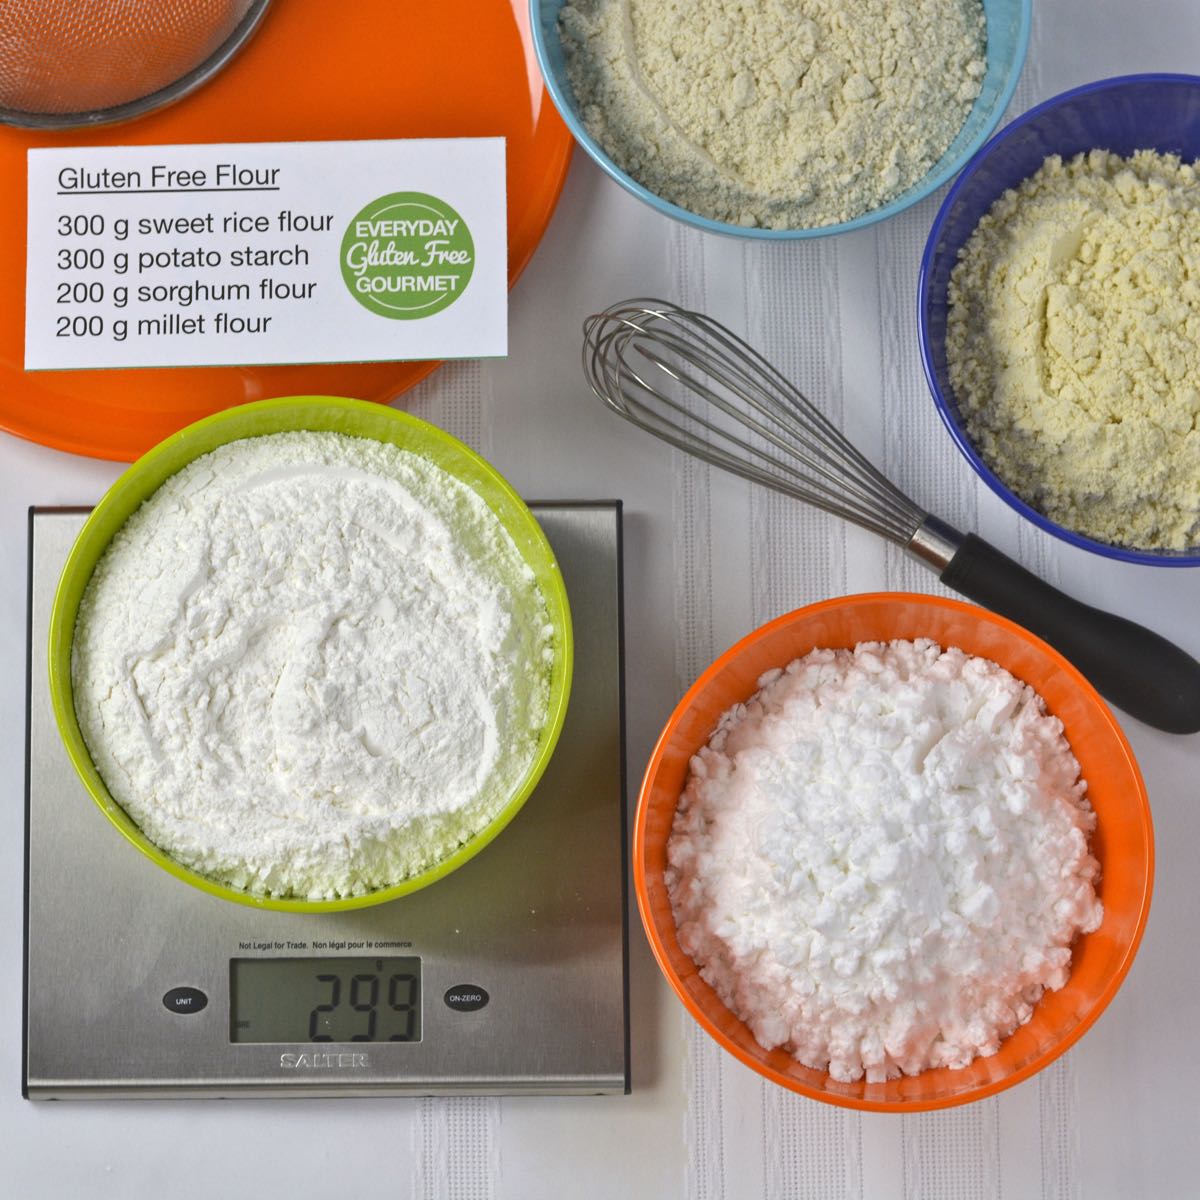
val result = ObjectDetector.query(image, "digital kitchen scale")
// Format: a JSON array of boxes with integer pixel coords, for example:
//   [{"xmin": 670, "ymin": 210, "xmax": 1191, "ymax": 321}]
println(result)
[{"xmin": 23, "ymin": 503, "xmax": 629, "ymax": 1098}]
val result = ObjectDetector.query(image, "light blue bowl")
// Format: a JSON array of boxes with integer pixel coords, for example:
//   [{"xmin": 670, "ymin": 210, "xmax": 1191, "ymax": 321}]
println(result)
[
  {"xmin": 920, "ymin": 74, "xmax": 1200, "ymax": 566},
  {"xmin": 531, "ymin": 0, "xmax": 1031, "ymax": 239}
]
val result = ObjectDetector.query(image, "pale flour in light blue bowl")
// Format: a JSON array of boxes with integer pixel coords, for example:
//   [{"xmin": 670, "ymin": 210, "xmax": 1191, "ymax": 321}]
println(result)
[{"xmin": 532, "ymin": 0, "xmax": 1032, "ymax": 239}]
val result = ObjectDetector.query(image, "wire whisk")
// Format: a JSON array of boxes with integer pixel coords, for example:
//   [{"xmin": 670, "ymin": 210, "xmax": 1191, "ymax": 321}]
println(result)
[
  {"xmin": 583, "ymin": 298, "xmax": 928, "ymax": 548},
  {"xmin": 581, "ymin": 297, "xmax": 1200, "ymax": 734}
]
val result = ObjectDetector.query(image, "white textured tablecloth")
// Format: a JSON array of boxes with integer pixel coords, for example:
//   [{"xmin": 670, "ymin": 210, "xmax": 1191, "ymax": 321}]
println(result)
[{"xmin": 2, "ymin": 1, "xmax": 1199, "ymax": 1195}]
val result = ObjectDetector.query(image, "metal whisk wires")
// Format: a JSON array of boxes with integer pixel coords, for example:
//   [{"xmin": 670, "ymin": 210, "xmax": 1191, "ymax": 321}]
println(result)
[{"xmin": 583, "ymin": 299, "xmax": 927, "ymax": 545}]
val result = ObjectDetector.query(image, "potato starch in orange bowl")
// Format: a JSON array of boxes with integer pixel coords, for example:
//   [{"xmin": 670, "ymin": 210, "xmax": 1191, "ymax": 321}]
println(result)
[{"xmin": 666, "ymin": 639, "xmax": 1102, "ymax": 1084}]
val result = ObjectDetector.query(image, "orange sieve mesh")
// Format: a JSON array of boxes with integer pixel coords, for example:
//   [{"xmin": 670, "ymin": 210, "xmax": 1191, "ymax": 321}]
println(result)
[{"xmin": 0, "ymin": 0, "xmax": 265, "ymax": 124}]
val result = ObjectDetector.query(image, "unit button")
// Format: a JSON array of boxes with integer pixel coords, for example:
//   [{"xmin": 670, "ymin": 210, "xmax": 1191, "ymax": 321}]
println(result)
[
  {"xmin": 443, "ymin": 984, "xmax": 489, "ymax": 1012},
  {"xmin": 163, "ymin": 986, "xmax": 209, "ymax": 1015}
]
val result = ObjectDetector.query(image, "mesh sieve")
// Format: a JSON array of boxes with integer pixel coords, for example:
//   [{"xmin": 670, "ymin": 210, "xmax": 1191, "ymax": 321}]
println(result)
[{"xmin": 0, "ymin": 0, "xmax": 271, "ymax": 128}]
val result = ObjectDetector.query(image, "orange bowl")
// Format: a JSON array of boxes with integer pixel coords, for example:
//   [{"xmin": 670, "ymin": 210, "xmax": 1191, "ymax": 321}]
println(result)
[{"xmin": 635, "ymin": 592, "xmax": 1153, "ymax": 1112}]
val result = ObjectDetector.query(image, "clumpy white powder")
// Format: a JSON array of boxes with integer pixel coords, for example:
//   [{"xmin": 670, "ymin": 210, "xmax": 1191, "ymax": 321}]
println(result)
[
  {"xmin": 72, "ymin": 431, "xmax": 554, "ymax": 900},
  {"xmin": 947, "ymin": 149, "xmax": 1200, "ymax": 550},
  {"xmin": 560, "ymin": 0, "xmax": 986, "ymax": 229},
  {"xmin": 667, "ymin": 639, "xmax": 1101, "ymax": 1084}
]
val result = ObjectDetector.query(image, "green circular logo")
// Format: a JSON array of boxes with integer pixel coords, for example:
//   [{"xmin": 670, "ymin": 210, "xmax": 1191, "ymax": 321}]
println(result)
[{"xmin": 340, "ymin": 192, "xmax": 474, "ymax": 319}]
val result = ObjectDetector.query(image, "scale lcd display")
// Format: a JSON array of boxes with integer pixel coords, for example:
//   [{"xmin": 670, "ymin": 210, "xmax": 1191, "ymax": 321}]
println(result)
[{"xmin": 230, "ymin": 957, "xmax": 421, "ymax": 1044}]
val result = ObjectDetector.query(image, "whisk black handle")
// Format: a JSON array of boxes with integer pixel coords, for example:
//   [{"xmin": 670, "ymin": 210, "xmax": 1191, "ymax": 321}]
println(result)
[{"xmin": 941, "ymin": 533, "xmax": 1200, "ymax": 734}]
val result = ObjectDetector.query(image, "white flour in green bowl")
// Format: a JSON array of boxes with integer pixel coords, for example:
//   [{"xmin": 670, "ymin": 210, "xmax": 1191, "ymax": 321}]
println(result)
[{"xmin": 72, "ymin": 431, "xmax": 553, "ymax": 900}]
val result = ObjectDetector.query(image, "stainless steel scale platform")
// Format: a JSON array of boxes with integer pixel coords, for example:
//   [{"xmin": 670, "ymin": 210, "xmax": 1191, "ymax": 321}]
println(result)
[{"xmin": 24, "ymin": 502, "xmax": 628, "ymax": 1098}]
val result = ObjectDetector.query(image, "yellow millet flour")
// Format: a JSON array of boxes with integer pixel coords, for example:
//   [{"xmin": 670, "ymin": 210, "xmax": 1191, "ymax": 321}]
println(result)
[{"xmin": 946, "ymin": 149, "xmax": 1200, "ymax": 551}]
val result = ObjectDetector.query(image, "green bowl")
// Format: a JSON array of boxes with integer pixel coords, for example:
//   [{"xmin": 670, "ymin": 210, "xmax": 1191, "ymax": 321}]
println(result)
[{"xmin": 48, "ymin": 396, "xmax": 574, "ymax": 912}]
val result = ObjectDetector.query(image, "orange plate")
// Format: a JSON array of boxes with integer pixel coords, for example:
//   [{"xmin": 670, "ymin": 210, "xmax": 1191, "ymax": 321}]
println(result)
[
  {"xmin": 0, "ymin": 0, "xmax": 571, "ymax": 461},
  {"xmin": 635, "ymin": 593, "xmax": 1154, "ymax": 1112}
]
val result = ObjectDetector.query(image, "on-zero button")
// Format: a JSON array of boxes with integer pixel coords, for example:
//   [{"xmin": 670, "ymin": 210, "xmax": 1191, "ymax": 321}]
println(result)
[
  {"xmin": 163, "ymin": 986, "xmax": 209, "ymax": 1015},
  {"xmin": 444, "ymin": 984, "xmax": 489, "ymax": 1012}
]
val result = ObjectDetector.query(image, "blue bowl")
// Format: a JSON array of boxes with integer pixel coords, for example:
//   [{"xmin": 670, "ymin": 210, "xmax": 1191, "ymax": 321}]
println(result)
[
  {"xmin": 919, "ymin": 74, "xmax": 1200, "ymax": 566},
  {"xmin": 531, "ymin": 0, "xmax": 1031, "ymax": 240}
]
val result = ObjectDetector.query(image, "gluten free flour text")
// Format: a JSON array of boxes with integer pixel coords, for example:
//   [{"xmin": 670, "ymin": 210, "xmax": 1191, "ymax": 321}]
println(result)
[
  {"xmin": 666, "ymin": 640, "xmax": 1102, "ymax": 1083},
  {"xmin": 72, "ymin": 432, "xmax": 553, "ymax": 900}
]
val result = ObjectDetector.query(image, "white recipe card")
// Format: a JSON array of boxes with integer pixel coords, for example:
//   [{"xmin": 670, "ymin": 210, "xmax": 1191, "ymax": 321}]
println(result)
[{"xmin": 24, "ymin": 138, "xmax": 507, "ymax": 370}]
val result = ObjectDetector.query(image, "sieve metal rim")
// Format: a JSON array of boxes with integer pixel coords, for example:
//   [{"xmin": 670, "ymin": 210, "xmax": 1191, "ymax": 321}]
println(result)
[{"xmin": 0, "ymin": 0, "xmax": 273, "ymax": 130}]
